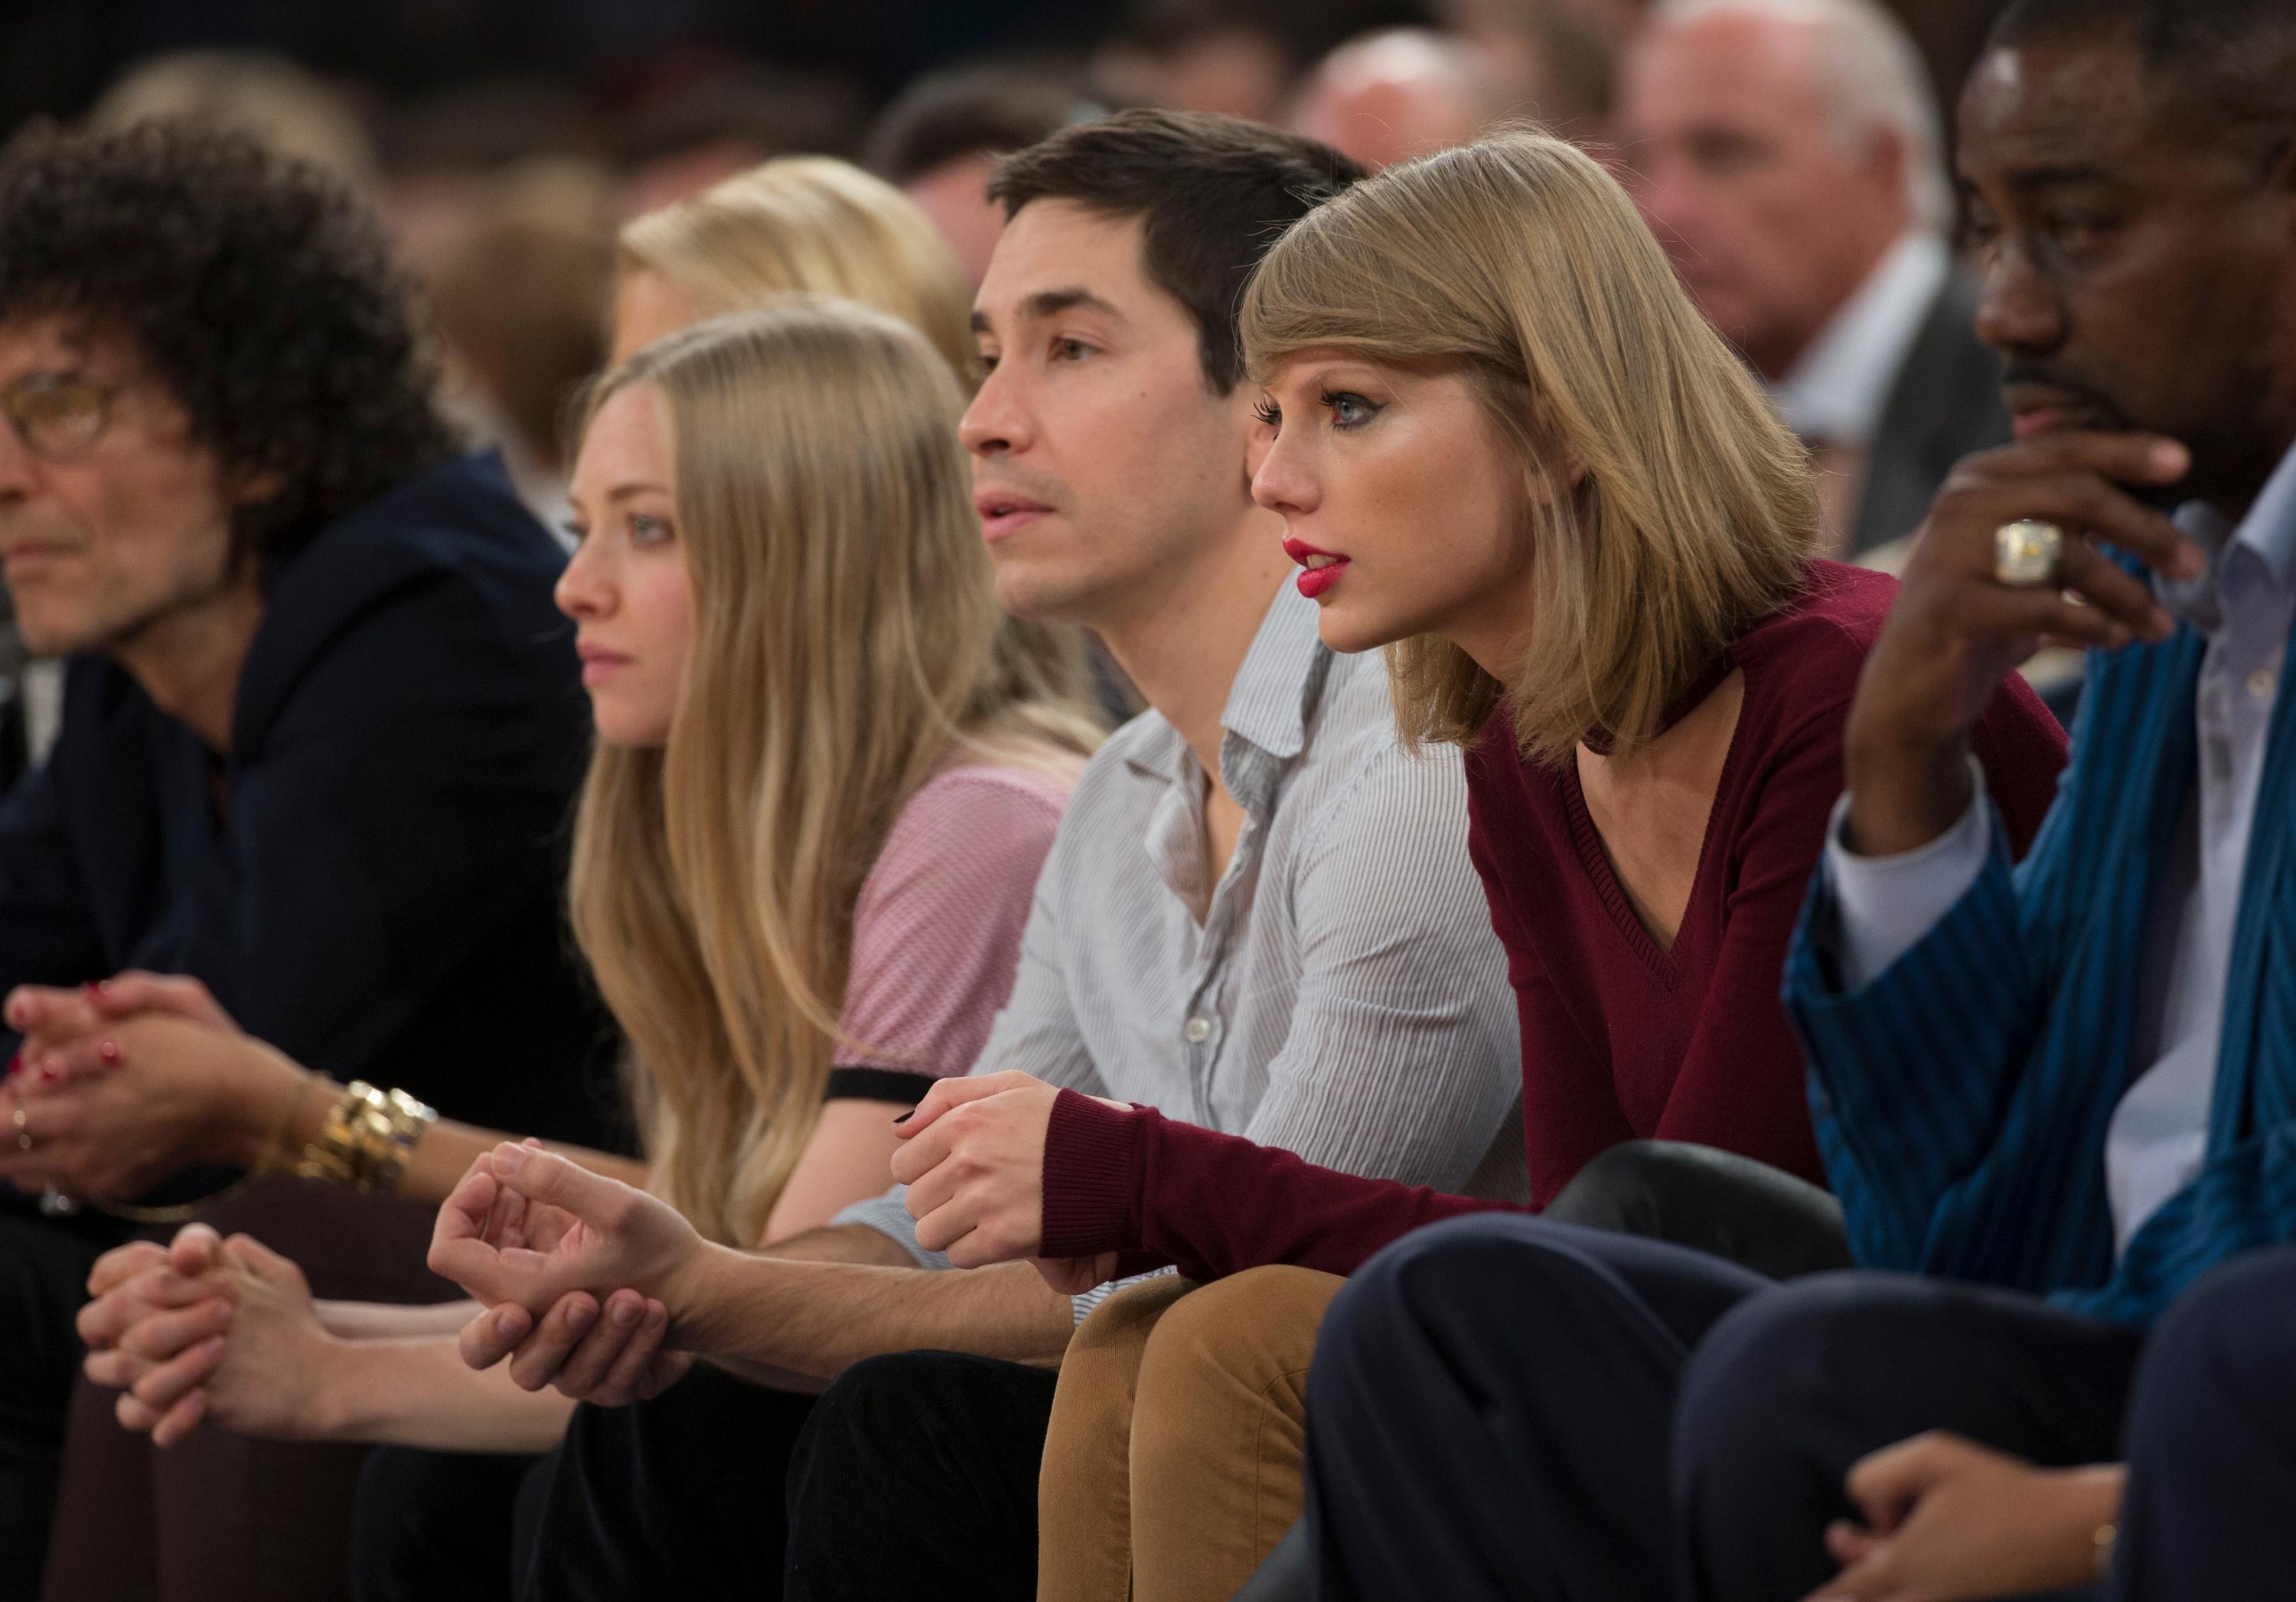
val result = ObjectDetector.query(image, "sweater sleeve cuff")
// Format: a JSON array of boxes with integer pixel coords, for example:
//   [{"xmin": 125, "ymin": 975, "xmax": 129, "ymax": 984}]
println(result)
[{"xmin": 1040, "ymin": 1088, "xmax": 1152, "ymax": 1259}]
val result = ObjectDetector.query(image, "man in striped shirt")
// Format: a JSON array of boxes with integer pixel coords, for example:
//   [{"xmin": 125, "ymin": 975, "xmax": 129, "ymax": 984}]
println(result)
[{"xmin": 430, "ymin": 110, "xmax": 1528, "ymax": 1600}]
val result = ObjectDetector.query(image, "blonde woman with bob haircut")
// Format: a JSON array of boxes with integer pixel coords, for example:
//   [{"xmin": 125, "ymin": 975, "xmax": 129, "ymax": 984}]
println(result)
[
  {"xmin": 608, "ymin": 155, "xmax": 973, "ymax": 374},
  {"xmin": 609, "ymin": 152, "xmax": 1104, "ymax": 729},
  {"xmin": 872, "ymin": 129, "xmax": 2072, "ymax": 1602},
  {"xmin": 67, "ymin": 301, "xmax": 1094, "ymax": 1596}
]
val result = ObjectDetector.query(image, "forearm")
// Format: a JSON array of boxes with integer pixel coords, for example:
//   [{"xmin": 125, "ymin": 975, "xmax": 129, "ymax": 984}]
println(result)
[
  {"xmin": 670, "ymin": 1248, "xmax": 1075, "ymax": 1381},
  {"xmin": 214, "ymin": 1073, "xmax": 644, "ymax": 1209},
  {"xmin": 762, "ymin": 1222, "xmax": 921, "ymax": 1266},
  {"xmin": 1844, "ymin": 719, "xmax": 1975, "ymax": 856},
  {"xmin": 393, "ymin": 1121, "xmax": 644, "ymax": 1209},
  {"xmin": 1045, "ymin": 1091, "xmax": 1504, "ymax": 1281},
  {"xmin": 310, "ymin": 1333, "xmax": 576, "ymax": 1453},
  {"xmin": 314, "ymin": 1298, "xmax": 480, "ymax": 1341}
]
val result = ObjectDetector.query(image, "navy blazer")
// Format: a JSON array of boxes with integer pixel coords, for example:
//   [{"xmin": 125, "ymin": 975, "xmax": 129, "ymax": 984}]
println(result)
[
  {"xmin": 0, "ymin": 452, "xmax": 620, "ymax": 1150},
  {"xmin": 1787, "ymin": 559, "xmax": 2296, "ymax": 1325}
]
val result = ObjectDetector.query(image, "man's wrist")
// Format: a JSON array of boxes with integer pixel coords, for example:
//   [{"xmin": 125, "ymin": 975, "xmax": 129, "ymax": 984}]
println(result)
[
  {"xmin": 2054, "ymin": 1465, "xmax": 2128, "ymax": 1584},
  {"xmin": 1843, "ymin": 729, "xmax": 1975, "ymax": 857},
  {"xmin": 659, "ymin": 1238, "xmax": 751, "ymax": 1358}
]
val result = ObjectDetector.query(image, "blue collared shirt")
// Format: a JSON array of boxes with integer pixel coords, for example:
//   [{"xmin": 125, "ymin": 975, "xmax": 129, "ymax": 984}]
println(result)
[{"xmin": 1828, "ymin": 439, "xmax": 2296, "ymax": 1248}]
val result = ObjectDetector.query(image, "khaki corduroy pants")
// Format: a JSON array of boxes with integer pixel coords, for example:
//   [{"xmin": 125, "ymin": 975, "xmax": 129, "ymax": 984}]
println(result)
[{"xmin": 1037, "ymin": 1266, "xmax": 1345, "ymax": 1602}]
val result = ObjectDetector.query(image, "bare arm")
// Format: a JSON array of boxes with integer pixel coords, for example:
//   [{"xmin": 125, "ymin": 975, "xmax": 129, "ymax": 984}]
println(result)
[
  {"xmin": 312, "ymin": 1299, "xmax": 484, "ymax": 1341},
  {"xmin": 439, "ymin": 1150, "xmax": 1078, "ymax": 1388},
  {"xmin": 303, "ymin": 1336, "xmax": 578, "ymax": 1453},
  {"xmin": 675, "ymin": 1241, "xmax": 1077, "ymax": 1385},
  {"xmin": 2, "ymin": 990, "xmax": 645, "ymax": 1209}
]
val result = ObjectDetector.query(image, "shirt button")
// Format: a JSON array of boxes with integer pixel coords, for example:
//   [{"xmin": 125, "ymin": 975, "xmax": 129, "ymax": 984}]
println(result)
[
  {"xmin": 2249, "ymin": 667, "xmax": 2277, "ymax": 699},
  {"xmin": 1182, "ymin": 1015, "xmax": 1212, "ymax": 1044}
]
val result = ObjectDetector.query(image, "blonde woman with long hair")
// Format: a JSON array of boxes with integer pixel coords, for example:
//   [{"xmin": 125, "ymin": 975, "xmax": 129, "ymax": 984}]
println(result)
[
  {"xmin": 67, "ymin": 302, "xmax": 1095, "ymax": 1595},
  {"xmin": 866, "ymin": 129, "xmax": 2075, "ymax": 1601}
]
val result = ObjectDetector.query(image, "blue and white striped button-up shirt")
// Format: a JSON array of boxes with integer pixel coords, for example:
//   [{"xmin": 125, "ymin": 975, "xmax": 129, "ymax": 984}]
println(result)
[{"xmin": 837, "ymin": 582, "xmax": 1527, "ymax": 1317}]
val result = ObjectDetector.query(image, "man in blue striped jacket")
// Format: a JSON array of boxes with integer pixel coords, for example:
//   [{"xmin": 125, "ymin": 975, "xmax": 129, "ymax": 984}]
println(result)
[
  {"xmin": 1286, "ymin": 2, "xmax": 2296, "ymax": 1599},
  {"xmin": 1678, "ymin": 0, "xmax": 2296, "ymax": 1597}
]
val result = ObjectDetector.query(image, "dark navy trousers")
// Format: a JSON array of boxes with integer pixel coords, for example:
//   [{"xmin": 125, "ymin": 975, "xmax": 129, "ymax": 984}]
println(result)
[
  {"xmin": 2112, "ymin": 1245, "xmax": 2296, "ymax": 1601},
  {"xmin": 1303, "ymin": 1215, "xmax": 2143, "ymax": 1602}
]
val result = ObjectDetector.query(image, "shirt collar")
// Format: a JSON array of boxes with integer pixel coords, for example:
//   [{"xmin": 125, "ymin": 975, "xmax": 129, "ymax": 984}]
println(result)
[
  {"xmin": 1218, "ymin": 581, "xmax": 1329, "ymax": 765},
  {"xmin": 1124, "ymin": 580, "xmax": 1332, "ymax": 797},
  {"xmin": 2161, "ymin": 436, "xmax": 2296, "ymax": 627},
  {"xmin": 1769, "ymin": 232, "xmax": 1952, "ymax": 448}
]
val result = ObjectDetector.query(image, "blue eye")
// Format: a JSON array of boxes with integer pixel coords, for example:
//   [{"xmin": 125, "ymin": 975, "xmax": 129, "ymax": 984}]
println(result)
[
  {"xmin": 629, "ymin": 514, "xmax": 673, "ymax": 546},
  {"xmin": 1323, "ymin": 390, "xmax": 1381, "ymax": 430}
]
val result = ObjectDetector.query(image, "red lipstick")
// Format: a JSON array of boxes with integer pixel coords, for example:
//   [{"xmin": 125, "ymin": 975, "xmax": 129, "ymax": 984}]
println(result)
[{"xmin": 1282, "ymin": 536, "xmax": 1350, "ymax": 600}]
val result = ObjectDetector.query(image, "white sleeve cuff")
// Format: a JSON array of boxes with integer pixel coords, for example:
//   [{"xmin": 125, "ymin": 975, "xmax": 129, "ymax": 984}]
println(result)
[
  {"xmin": 1069, "ymin": 1266, "xmax": 1179, "ymax": 1328},
  {"xmin": 1825, "ymin": 759, "xmax": 1990, "ymax": 990},
  {"xmin": 827, "ymin": 1186, "xmax": 953, "ymax": 1271}
]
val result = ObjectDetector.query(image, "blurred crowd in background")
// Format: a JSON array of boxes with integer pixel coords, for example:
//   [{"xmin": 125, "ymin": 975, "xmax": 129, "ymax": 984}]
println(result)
[{"xmin": 0, "ymin": 0, "xmax": 2034, "ymax": 780}]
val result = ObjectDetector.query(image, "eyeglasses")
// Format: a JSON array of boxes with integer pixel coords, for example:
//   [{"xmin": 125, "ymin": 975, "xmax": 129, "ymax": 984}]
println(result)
[{"xmin": 1, "ymin": 371, "xmax": 115, "ymax": 462}]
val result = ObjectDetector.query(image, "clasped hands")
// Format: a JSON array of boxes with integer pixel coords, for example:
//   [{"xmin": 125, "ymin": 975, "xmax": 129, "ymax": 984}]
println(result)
[
  {"xmin": 2, "ymin": 971, "xmax": 298, "ymax": 1201},
  {"xmin": 435, "ymin": 1072, "xmax": 1123, "ymax": 1396},
  {"xmin": 74, "ymin": 1069, "xmax": 1114, "ymax": 1443}
]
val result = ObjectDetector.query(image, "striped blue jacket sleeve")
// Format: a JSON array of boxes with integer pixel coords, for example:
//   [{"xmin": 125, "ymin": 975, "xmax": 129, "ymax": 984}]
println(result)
[
  {"xmin": 1786, "ymin": 804, "xmax": 2058, "ymax": 1279},
  {"xmin": 1786, "ymin": 619, "xmax": 2296, "ymax": 1323}
]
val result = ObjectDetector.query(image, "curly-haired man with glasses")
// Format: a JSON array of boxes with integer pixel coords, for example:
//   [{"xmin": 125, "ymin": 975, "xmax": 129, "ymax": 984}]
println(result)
[{"xmin": 0, "ymin": 121, "xmax": 618, "ymax": 1593}]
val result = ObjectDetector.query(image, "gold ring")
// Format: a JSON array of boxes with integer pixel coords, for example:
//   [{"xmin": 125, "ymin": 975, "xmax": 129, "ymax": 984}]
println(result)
[{"xmin": 1994, "ymin": 519, "xmax": 2066, "ymax": 588}]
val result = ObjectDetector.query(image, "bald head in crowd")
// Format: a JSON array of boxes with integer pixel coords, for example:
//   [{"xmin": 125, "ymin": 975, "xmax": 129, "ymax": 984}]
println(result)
[
  {"xmin": 1289, "ymin": 30, "xmax": 1505, "ymax": 171},
  {"xmin": 1619, "ymin": 0, "xmax": 1947, "ymax": 380}
]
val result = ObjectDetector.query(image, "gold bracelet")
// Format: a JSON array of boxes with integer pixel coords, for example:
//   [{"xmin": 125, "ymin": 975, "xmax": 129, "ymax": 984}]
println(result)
[{"xmin": 290, "ymin": 1080, "xmax": 437, "ymax": 1194}]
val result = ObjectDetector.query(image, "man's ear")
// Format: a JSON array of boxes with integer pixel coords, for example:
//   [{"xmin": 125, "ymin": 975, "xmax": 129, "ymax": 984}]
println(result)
[
  {"xmin": 1857, "ymin": 124, "xmax": 1916, "ymax": 219},
  {"xmin": 228, "ymin": 466, "xmax": 286, "ymax": 508}
]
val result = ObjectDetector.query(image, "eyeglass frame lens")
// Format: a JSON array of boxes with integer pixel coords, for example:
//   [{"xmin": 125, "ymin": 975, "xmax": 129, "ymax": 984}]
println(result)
[{"xmin": 2, "ymin": 374, "xmax": 111, "ymax": 461}]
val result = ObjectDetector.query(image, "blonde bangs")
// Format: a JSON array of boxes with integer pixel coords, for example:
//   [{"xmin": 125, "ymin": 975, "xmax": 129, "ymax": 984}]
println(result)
[{"xmin": 1241, "ymin": 130, "xmax": 1821, "ymax": 766}]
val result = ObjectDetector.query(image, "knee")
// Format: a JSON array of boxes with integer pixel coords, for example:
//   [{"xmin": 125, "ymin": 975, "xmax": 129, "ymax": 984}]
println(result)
[
  {"xmin": 1678, "ymin": 1275, "xmax": 1931, "ymax": 1488},
  {"xmin": 810, "ymin": 1352, "xmax": 946, "ymax": 1446},
  {"xmin": 2130, "ymin": 1248, "xmax": 2296, "ymax": 1453},
  {"xmin": 1317, "ymin": 1215, "xmax": 1579, "ymax": 1386},
  {"xmin": 1141, "ymin": 1267, "xmax": 1342, "ymax": 1395},
  {"xmin": 1066, "ymin": 1274, "xmax": 1194, "ymax": 1374}
]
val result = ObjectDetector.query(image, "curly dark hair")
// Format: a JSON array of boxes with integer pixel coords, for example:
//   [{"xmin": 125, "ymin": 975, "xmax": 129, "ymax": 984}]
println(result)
[{"xmin": 0, "ymin": 119, "xmax": 459, "ymax": 574}]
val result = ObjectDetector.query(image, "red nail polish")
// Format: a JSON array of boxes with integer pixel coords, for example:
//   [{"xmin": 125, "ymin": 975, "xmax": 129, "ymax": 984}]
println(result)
[
  {"xmin": 81, "ymin": 982, "xmax": 101, "ymax": 998},
  {"xmin": 97, "ymin": 1040, "xmax": 121, "ymax": 1067},
  {"xmin": 38, "ymin": 1062, "xmax": 59, "ymax": 1085},
  {"xmin": 5, "ymin": 1053, "xmax": 18, "ymax": 1079}
]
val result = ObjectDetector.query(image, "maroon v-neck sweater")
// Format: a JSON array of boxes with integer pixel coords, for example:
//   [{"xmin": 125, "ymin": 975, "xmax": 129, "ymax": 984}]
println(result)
[{"xmin": 1038, "ymin": 562, "xmax": 2069, "ymax": 1283}]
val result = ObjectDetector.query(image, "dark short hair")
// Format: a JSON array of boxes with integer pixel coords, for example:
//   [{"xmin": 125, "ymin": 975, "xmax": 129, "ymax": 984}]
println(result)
[
  {"xmin": 1989, "ymin": 0, "xmax": 2296, "ymax": 154},
  {"xmin": 0, "ymin": 120, "xmax": 458, "ymax": 575},
  {"xmin": 987, "ymin": 109, "xmax": 1365, "ymax": 392},
  {"xmin": 863, "ymin": 66, "xmax": 1104, "ymax": 187}
]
